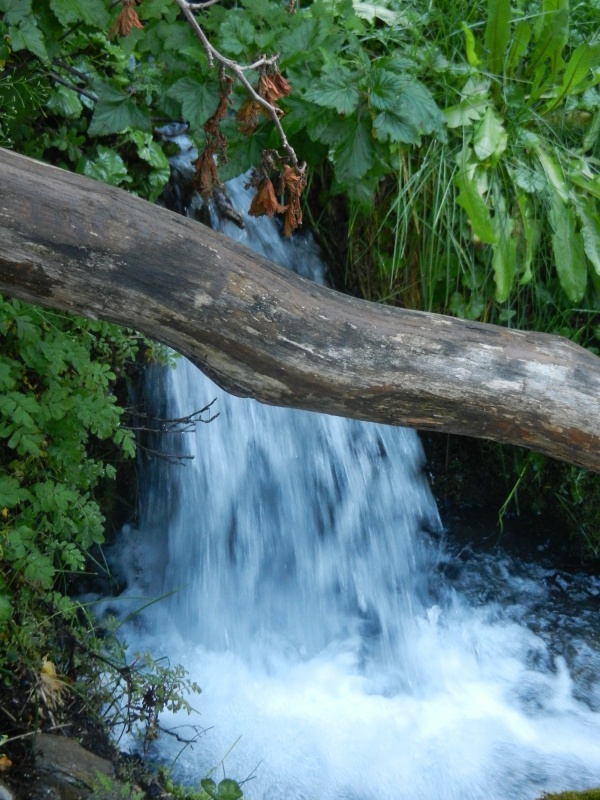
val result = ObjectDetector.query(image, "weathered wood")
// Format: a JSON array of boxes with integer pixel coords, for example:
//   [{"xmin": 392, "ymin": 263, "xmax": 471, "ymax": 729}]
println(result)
[{"xmin": 1, "ymin": 146, "xmax": 599, "ymax": 471}]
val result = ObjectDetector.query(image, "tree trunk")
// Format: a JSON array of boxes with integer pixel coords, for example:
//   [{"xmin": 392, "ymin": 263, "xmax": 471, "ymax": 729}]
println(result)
[{"xmin": 1, "ymin": 147, "xmax": 599, "ymax": 471}]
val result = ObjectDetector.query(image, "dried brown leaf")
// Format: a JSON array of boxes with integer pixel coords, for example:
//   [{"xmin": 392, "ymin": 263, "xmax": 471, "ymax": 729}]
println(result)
[
  {"xmin": 280, "ymin": 165, "xmax": 306, "ymax": 236},
  {"xmin": 108, "ymin": 1, "xmax": 143, "ymax": 39},
  {"xmin": 193, "ymin": 150, "xmax": 221, "ymax": 199},
  {"xmin": 236, "ymin": 98, "xmax": 262, "ymax": 135},
  {"xmin": 249, "ymin": 179, "xmax": 287, "ymax": 218}
]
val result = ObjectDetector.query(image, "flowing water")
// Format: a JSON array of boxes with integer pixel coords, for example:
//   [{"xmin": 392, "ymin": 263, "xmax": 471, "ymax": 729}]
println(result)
[{"xmin": 112, "ymin": 174, "xmax": 600, "ymax": 799}]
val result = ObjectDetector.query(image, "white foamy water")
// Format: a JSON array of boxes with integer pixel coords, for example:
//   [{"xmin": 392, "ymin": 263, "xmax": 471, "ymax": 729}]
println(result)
[{"xmin": 110, "ymin": 176, "xmax": 600, "ymax": 799}]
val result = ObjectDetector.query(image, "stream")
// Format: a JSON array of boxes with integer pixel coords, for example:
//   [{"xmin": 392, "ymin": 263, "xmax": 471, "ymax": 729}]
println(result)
[{"xmin": 110, "ymin": 170, "xmax": 600, "ymax": 800}]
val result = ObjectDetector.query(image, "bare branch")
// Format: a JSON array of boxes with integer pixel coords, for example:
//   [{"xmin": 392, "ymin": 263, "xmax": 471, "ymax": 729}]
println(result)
[{"xmin": 172, "ymin": 0, "xmax": 301, "ymax": 168}]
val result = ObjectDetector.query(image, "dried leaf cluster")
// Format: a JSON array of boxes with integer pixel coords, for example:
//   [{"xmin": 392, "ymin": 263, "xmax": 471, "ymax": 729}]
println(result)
[
  {"xmin": 193, "ymin": 74, "xmax": 234, "ymax": 198},
  {"xmin": 247, "ymin": 152, "xmax": 306, "ymax": 236},
  {"xmin": 108, "ymin": 0, "xmax": 305, "ymax": 232},
  {"xmin": 108, "ymin": 0, "xmax": 143, "ymax": 39}
]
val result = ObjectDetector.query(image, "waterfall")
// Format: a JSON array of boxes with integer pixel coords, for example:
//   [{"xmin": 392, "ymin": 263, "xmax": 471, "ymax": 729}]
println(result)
[{"xmin": 114, "ymin": 173, "xmax": 600, "ymax": 799}]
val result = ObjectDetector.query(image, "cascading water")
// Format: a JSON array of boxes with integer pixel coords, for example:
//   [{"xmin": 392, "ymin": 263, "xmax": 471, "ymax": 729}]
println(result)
[{"xmin": 114, "ymin": 170, "xmax": 600, "ymax": 799}]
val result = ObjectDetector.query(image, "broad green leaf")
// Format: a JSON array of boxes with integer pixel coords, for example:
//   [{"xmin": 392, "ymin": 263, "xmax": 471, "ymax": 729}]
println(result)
[
  {"xmin": 306, "ymin": 108, "xmax": 337, "ymax": 142},
  {"xmin": 218, "ymin": 14, "xmax": 256, "ymax": 56},
  {"xmin": 0, "ymin": 362, "xmax": 15, "ymax": 391},
  {"xmin": 491, "ymin": 188, "xmax": 516, "ymax": 302},
  {"xmin": 575, "ymin": 199, "xmax": 600, "ymax": 278},
  {"xmin": 526, "ymin": 8, "xmax": 569, "ymax": 85},
  {"xmin": 505, "ymin": 20, "xmax": 531, "ymax": 78},
  {"xmin": 280, "ymin": 20, "xmax": 335, "ymax": 68},
  {"xmin": 216, "ymin": 780, "xmax": 243, "ymax": 800},
  {"xmin": 9, "ymin": 22, "xmax": 48, "ymax": 62},
  {"xmin": 201, "ymin": 779, "xmax": 217, "ymax": 799},
  {"xmin": 82, "ymin": 146, "xmax": 131, "ymax": 186},
  {"xmin": 46, "ymin": 85, "xmax": 83, "ymax": 119},
  {"xmin": 549, "ymin": 194, "xmax": 588, "ymax": 302},
  {"xmin": 88, "ymin": 83, "xmax": 152, "ymax": 136},
  {"xmin": 515, "ymin": 191, "xmax": 541, "ymax": 285},
  {"xmin": 331, "ymin": 113, "xmax": 374, "ymax": 183},
  {"xmin": 0, "ymin": 0, "xmax": 32, "ymax": 24},
  {"xmin": 534, "ymin": 144, "xmax": 569, "ymax": 202},
  {"xmin": 167, "ymin": 77, "xmax": 219, "ymax": 131},
  {"xmin": 395, "ymin": 79, "xmax": 446, "ymax": 140},
  {"xmin": 454, "ymin": 147, "xmax": 496, "ymax": 245},
  {"xmin": 139, "ymin": 0, "xmax": 179, "ymax": 22},
  {"xmin": 461, "ymin": 22, "xmax": 481, "ymax": 67},
  {"xmin": 305, "ymin": 68, "xmax": 361, "ymax": 114},
  {"xmin": 484, "ymin": 0, "xmax": 511, "ymax": 76},
  {"xmin": 373, "ymin": 111, "xmax": 421, "ymax": 144},
  {"xmin": 49, "ymin": 0, "xmax": 110, "ymax": 29},
  {"xmin": 368, "ymin": 68, "xmax": 404, "ymax": 112},
  {"xmin": 352, "ymin": 2, "xmax": 403, "ymax": 25},
  {"xmin": 0, "ymin": 475, "xmax": 29, "ymax": 508},
  {"xmin": 0, "ymin": 595, "xmax": 12, "ymax": 624},
  {"xmin": 472, "ymin": 106, "xmax": 507, "ymax": 162},
  {"xmin": 511, "ymin": 163, "xmax": 546, "ymax": 193},
  {"xmin": 24, "ymin": 552, "xmax": 55, "ymax": 589},
  {"xmin": 545, "ymin": 43, "xmax": 600, "ymax": 113}
]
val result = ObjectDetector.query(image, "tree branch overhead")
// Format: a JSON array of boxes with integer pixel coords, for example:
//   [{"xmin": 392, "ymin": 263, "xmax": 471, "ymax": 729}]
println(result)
[{"xmin": 1, "ymin": 147, "xmax": 599, "ymax": 472}]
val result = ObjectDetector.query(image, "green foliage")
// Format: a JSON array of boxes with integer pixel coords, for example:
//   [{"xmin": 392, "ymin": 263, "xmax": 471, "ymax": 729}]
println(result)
[
  {"xmin": 0, "ymin": 296, "xmax": 137, "ymax": 671},
  {"xmin": 160, "ymin": 768, "xmax": 245, "ymax": 800}
]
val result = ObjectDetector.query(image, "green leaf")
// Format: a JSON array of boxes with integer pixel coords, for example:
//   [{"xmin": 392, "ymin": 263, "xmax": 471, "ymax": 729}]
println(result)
[
  {"xmin": 219, "ymin": 14, "xmax": 256, "ymax": 56},
  {"xmin": 484, "ymin": 0, "xmax": 511, "ymax": 76},
  {"xmin": 24, "ymin": 552, "xmax": 55, "ymax": 589},
  {"xmin": 472, "ymin": 106, "xmax": 507, "ymax": 162},
  {"xmin": 505, "ymin": 20, "xmax": 531, "ymax": 78},
  {"xmin": 46, "ymin": 85, "xmax": 83, "ymax": 119},
  {"xmin": 534, "ymin": 143, "xmax": 569, "ymax": 202},
  {"xmin": 395, "ymin": 79, "xmax": 446, "ymax": 140},
  {"xmin": 201, "ymin": 779, "xmax": 218, "ymax": 799},
  {"xmin": 511, "ymin": 164, "xmax": 546, "ymax": 194},
  {"xmin": 515, "ymin": 191, "xmax": 541, "ymax": 285},
  {"xmin": 549, "ymin": 194, "xmax": 588, "ymax": 302},
  {"xmin": 331, "ymin": 112, "xmax": 374, "ymax": 183},
  {"xmin": 373, "ymin": 111, "xmax": 421, "ymax": 144},
  {"xmin": 461, "ymin": 22, "xmax": 481, "ymax": 67},
  {"xmin": 491, "ymin": 187, "xmax": 516, "ymax": 302},
  {"xmin": 167, "ymin": 76, "xmax": 219, "ymax": 131},
  {"xmin": 216, "ymin": 779, "xmax": 243, "ymax": 800},
  {"xmin": 88, "ymin": 83, "xmax": 152, "ymax": 136},
  {"xmin": 139, "ymin": 0, "xmax": 179, "ymax": 22},
  {"xmin": 82, "ymin": 146, "xmax": 131, "ymax": 186},
  {"xmin": 545, "ymin": 43, "xmax": 600, "ymax": 113},
  {"xmin": 49, "ymin": 0, "xmax": 110, "ymax": 28},
  {"xmin": 8, "ymin": 22, "xmax": 48, "ymax": 62},
  {"xmin": 0, "ymin": 0, "xmax": 32, "ymax": 24},
  {"xmin": 0, "ymin": 595, "xmax": 12, "ymax": 624},
  {"xmin": 526, "ymin": 8, "xmax": 569, "ymax": 85},
  {"xmin": 305, "ymin": 68, "xmax": 361, "ymax": 114},
  {"xmin": 454, "ymin": 147, "xmax": 496, "ymax": 245},
  {"xmin": 368, "ymin": 68, "xmax": 404, "ymax": 112},
  {"xmin": 576, "ymin": 198, "xmax": 600, "ymax": 278},
  {"xmin": 0, "ymin": 475, "xmax": 29, "ymax": 508}
]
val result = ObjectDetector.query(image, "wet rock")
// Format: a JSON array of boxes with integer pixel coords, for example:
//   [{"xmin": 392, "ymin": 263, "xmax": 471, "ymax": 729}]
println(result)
[{"xmin": 31, "ymin": 733, "xmax": 114, "ymax": 799}]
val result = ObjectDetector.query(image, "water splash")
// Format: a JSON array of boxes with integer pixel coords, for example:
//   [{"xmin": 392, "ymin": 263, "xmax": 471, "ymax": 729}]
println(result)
[{"xmin": 113, "ymin": 176, "xmax": 600, "ymax": 799}]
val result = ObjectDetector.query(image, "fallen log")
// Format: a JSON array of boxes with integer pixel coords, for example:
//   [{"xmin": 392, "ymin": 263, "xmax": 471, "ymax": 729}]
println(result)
[{"xmin": 1, "ymin": 147, "xmax": 599, "ymax": 471}]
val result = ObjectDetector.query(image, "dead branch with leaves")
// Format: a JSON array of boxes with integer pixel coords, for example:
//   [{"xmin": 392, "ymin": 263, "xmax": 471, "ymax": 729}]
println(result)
[{"xmin": 110, "ymin": 0, "xmax": 306, "ymax": 235}]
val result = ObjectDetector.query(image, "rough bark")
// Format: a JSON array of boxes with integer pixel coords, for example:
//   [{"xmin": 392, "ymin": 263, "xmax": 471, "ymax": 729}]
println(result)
[{"xmin": 1, "ymin": 147, "xmax": 599, "ymax": 471}]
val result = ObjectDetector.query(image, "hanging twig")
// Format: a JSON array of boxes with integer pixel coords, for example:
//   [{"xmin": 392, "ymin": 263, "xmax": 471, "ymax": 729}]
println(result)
[{"xmin": 172, "ymin": 0, "xmax": 301, "ymax": 169}]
